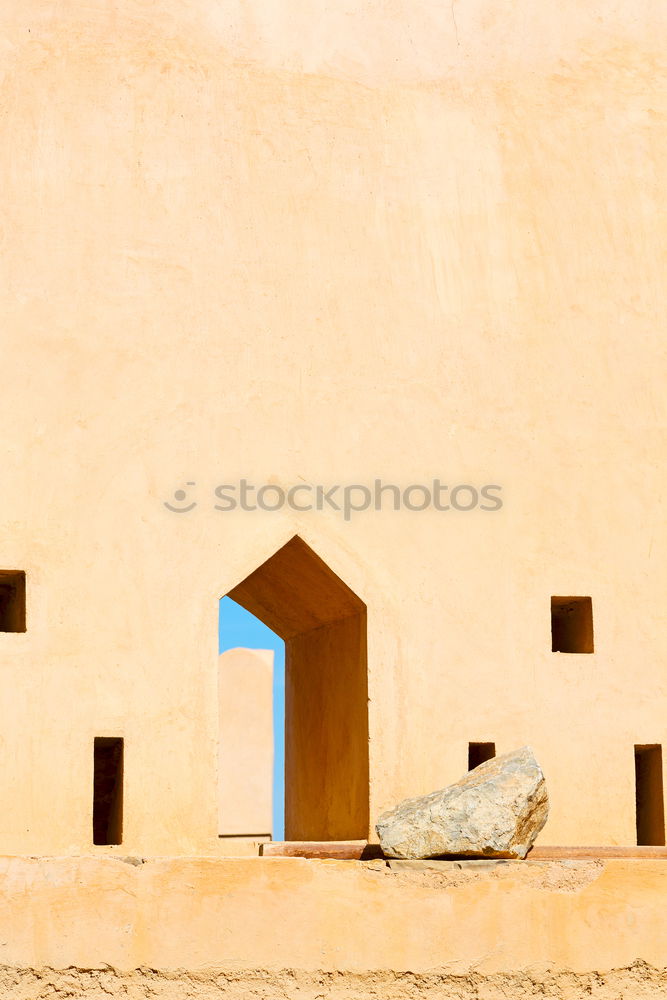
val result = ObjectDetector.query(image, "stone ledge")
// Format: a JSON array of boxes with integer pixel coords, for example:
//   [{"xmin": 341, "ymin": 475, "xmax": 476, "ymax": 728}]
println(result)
[{"xmin": 261, "ymin": 840, "xmax": 667, "ymax": 860}]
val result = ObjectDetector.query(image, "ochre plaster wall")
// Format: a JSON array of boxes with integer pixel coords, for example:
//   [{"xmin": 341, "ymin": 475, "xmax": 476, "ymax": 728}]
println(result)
[{"xmin": 0, "ymin": 0, "xmax": 665, "ymax": 854}]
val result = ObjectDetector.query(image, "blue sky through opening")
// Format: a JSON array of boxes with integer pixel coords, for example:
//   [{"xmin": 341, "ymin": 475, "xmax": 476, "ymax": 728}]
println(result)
[{"xmin": 218, "ymin": 596, "xmax": 285, "ymax": 840}]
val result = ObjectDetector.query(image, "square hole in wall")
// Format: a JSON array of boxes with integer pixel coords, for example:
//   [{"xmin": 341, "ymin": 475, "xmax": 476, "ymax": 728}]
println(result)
[
  {"xmin": 0, "ymin": 571, "xmax": 26, "ymax": 633},
  {"xmin": 468, "ymin": 742, "xmax": 496, "ymax": 770},
  {"xmin": 551, "ymin": 596, "xmax": 593, "ymax": 653}
]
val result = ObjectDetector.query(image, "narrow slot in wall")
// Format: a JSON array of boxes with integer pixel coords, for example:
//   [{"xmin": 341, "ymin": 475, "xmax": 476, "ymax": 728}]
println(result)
[
  {"xmin": 93, "ymin": 737, "xmax": 124, "ymax": 846},
  {"xmin": 635, "ymin": 744, "xmax": 665, "ymax": 846}
]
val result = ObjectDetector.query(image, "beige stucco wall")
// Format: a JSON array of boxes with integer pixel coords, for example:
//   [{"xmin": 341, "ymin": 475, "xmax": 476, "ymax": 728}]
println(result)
[
  {"xmin": 218, "ymin": 647, "xmax": 273, "ymax": 837},
  {"xmin": 0, "ymin": 0, "xmax": 665, "ymax": 855}
]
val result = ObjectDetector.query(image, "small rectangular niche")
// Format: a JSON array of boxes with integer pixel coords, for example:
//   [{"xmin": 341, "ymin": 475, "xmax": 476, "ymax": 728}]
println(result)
[
  {"xmin": 93, "ymin": 737, "xmax": 124, "ymax": 846},
  {"xmin": 635, "ymin": 745, "xmax": 665, "ymax": 847},
  {"xmin": 551, "ymin": 596, "xmax": 594, "ymax": 653},
  {"xmin": 0, "ymin": 571, "xmax": 26, "ymax": 632},
  {"xmin": 468, "ymin": 742, "xmax": 496, "ymax": 770}
]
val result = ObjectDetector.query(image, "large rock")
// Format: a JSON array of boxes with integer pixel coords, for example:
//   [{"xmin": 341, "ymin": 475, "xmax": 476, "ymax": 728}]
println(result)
[{"xmin": 376, "ymin": 746, "xmax": 548, "ymax": 859}]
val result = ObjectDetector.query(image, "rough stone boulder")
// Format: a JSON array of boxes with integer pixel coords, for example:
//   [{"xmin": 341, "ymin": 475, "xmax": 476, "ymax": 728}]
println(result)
[{"xmin": 376, "ymin": 746, "xmax": 548, "ymax": 859}]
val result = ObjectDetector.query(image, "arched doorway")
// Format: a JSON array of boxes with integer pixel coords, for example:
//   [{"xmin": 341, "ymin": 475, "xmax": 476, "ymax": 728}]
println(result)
[{"xmin": 225, "ymin": 535, "xmax": 368, "ymax": 841}]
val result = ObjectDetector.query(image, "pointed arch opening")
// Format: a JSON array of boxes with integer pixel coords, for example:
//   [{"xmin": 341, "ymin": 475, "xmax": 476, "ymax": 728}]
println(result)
[{"xmin": 225, "ymin": 535, "xmax": 369, "ymax": 841}]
